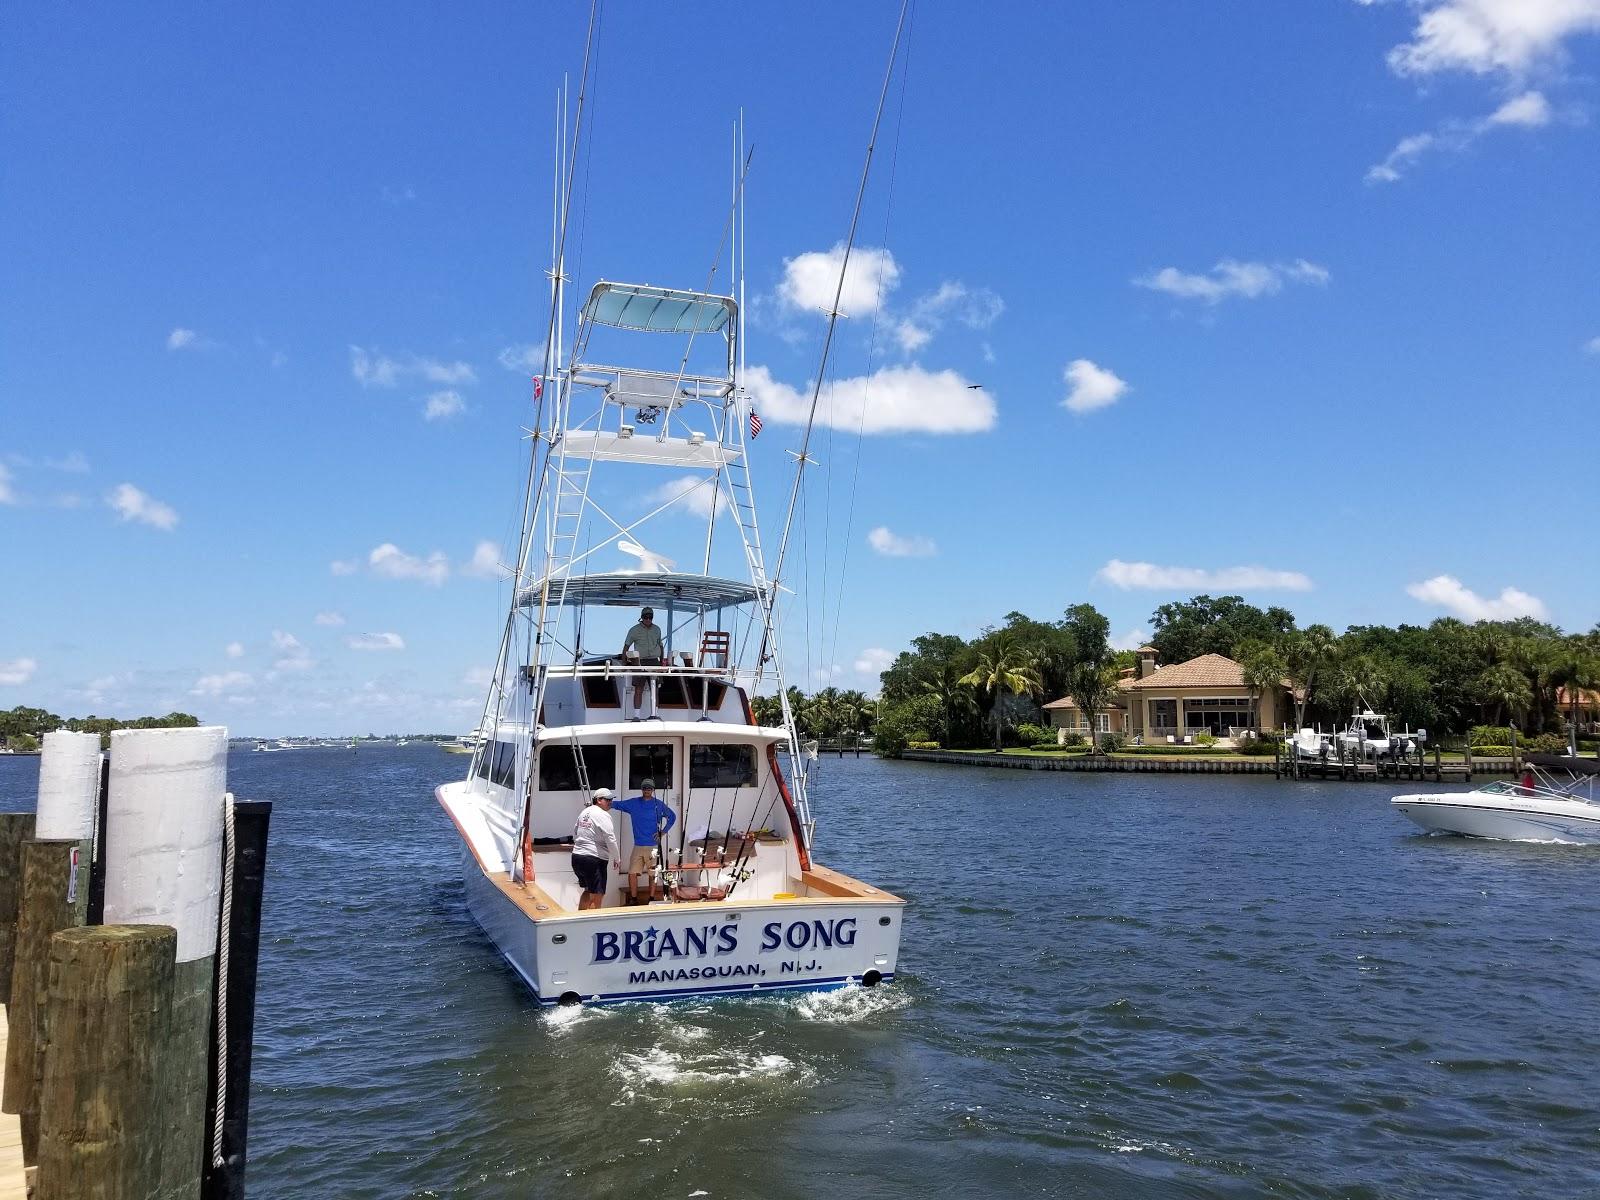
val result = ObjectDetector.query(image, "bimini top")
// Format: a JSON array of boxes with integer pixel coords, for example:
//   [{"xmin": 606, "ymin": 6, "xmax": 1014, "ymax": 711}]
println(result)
[
  {"xmin": 582, "ymin": 282, "xmax": 736, "ymax": 334},
  {"xmin": 518, "ymin": 571, "xmax": 762, "ymax": 610}
]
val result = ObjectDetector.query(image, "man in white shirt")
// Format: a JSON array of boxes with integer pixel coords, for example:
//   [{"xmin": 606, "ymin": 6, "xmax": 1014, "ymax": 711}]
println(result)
[
  {"xmin": 571, "ymin": 787, "xmax": 621, "ymax": 911},
  {"xmin": 621, "ymin": 606, "xmax": 664, "ymax": 719}
]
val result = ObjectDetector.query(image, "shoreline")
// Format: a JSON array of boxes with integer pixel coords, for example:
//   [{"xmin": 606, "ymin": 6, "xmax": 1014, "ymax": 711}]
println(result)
[{"xmin": 899, "ymin": 749, "xmax": 1519, "ymax": 775}]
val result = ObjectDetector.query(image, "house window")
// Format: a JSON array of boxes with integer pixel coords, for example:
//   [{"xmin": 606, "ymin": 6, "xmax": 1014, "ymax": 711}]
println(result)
[
  {"xmin": 1182, "ymin": 697, "xmax": 1253, "ymax": 733},
  {"xmin": 1150, "ymin": 700, "xmax": 1177, "ymax": 730},
  {"xmin": 1097, "ymin": 713, "xmax": 1111, "ymax": 733}
]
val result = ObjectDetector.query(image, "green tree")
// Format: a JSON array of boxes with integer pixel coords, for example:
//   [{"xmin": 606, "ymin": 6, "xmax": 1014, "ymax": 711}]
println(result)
[
  {"xmin": 958, "ymin": 632, "xmax": 1043, "ymax": 751},
  {"xmin": 1149, "ymin": 595, "xmax": 1295, "ymax": 664},
  {"xmin": 1066, "ymin": 661, "xmax": 1120, "ymax": 753},
  {"xmin": 1473, "ymin": 662, "xmax": 1533, "ymax": 728},
  {"xmin": 1281, "ymin": 624, "xmax": 1337, "ymax": 729},
  {"xmin": 1239, "ymin": 640, "xmax": 1289, "ymax": 731}
]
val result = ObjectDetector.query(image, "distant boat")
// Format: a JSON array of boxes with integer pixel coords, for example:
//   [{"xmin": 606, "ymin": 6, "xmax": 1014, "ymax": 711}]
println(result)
[
  {"xmin": 397, "ymin": 738, "xmax": 410, "ymax": 747},
  {"xmin": 1393, "ymin": 754, "xmax": 1600, "ymax": 842}
]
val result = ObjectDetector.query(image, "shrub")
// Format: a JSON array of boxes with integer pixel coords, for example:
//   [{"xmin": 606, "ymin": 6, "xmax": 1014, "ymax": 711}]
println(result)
[
  {"xmin": 1523, "ymin": 732, "xmax": 1569, "ymax": 754},
  {"xmin": 1233, "ymin": 737, "xmax": 1275, "ymax": 756},
  {"xmin": 1060, "ymin": 731, "xmax": 1085, "ymax": 749},
  {"xmin": 1097, "ymin": 731, "xmax": 1126, "ymax": 753},
  {"xmin": 1014, "ymin": 722, "xmax": 1055, "ymax": 747},
  {"xmin": 907, "ymin": 740, "xmax": 941, "ymax": 751},
  {"xmin": 1029, "ymin": 741, "xmax": 1064, "ymax": 751},
  {"xmin": 1195, "ymin": 732, "xmax": 1217, "ymax": 747},
  {"xmin": 1469, "ymin": 725, "xmax": 1516, "ymax": 748},
  {"xmin": 1469, "ymin": 746, "xmax": 1513, "ymax": 758}
]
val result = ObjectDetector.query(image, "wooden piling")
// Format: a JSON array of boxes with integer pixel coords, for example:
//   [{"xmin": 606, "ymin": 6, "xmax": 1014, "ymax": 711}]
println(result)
[
  {"xmin": 0, "ymin": 815, "xmax": 35, "ymax": 1002},
  {"xmin": 34, "ymin": 925, "xmax": 176, "ymax": 1200},
  {"xmin": 2, "ymin": 839, "xmax": 90, "ymax": 1164}
]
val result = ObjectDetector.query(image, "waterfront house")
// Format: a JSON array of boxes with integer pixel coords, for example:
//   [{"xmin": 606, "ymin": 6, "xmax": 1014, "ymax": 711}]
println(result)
[{"xmin": 1045, "ymin": 648, "xmax": 1289, "ymax": 743}]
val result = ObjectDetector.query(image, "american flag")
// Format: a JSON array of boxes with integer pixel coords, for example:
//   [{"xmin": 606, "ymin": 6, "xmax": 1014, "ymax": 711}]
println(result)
[{"xmin": 749, "ymin": 408, "xmax": 762, "ymax": 439}]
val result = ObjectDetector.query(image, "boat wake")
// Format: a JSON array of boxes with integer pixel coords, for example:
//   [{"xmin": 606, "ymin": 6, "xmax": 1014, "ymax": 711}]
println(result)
[
  {"xmin": 788, "ymin": 982, "xmax": 911, "ymax": 1024},
  {"xmin": 608, "ymin": 1044, "xmax": 812, "ymax": 1104}
]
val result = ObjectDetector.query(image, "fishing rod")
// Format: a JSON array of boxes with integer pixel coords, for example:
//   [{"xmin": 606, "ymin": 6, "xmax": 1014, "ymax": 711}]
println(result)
[{"xmin": 721, "ymin": 775, "xmax": 782, "ymax": 902}]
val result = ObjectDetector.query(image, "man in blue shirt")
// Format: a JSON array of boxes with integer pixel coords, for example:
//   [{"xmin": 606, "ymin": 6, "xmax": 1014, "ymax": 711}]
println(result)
[{"xmin": 613, "ymin": 779, "xmax": 675, "ymax": 899}]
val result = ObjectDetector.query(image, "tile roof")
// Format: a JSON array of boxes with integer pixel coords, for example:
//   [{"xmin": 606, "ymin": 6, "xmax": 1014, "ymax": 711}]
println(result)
[
  {"xmin": 1125, "ymin": 652, "xmax": 1248, "ymax": 691},
  {"xmin": 1044, "ymin": 675, "xmax": 1136, "ymax": 709}
]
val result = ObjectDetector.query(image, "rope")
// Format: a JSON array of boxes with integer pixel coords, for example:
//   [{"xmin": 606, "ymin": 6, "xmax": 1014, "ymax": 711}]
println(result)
[{"xmin": 210, "ymin": 793, "xmax": 236, "ymax": 1168}]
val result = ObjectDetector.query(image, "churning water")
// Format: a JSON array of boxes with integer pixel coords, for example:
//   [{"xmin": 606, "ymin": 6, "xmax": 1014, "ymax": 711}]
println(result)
[{"xmin": 4, "ymin": 748, "xmax": 1598, "ymax": 1198}]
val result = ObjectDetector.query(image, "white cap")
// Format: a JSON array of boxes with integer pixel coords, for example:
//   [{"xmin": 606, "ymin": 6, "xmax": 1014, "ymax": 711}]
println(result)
[{"xmin": 591, "ymin": 787, "xmax": 615, "ymax": 800}]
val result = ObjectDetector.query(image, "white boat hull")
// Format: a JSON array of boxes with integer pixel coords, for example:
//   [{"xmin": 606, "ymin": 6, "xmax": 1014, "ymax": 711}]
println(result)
[
  {"xmin": 459, "ymin": 846, "xmax": 903, "ymax": 1005},
  {"xmin": 1391, "ymin": 793, "xmax": 1600, "ymax": 843}
]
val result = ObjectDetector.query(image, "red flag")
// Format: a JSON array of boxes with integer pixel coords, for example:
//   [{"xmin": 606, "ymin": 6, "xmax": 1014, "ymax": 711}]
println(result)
[
  {"xmin": 749, "ymin": 408, "xmax": 762, "ymax": 439},
  {"xmin": 532, "ymin": 376, "xmax": 544, "ymax": 401}
]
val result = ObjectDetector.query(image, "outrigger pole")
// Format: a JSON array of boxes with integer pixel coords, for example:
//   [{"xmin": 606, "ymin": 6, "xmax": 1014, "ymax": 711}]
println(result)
[{"xmin": 759, "ymin": 0, "xmax": 912, "ymax": 809}]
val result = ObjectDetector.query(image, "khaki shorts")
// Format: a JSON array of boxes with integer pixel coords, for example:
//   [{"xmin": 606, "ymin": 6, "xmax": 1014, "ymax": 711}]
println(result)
[{"xmin": 628, "ymin": 846, "xmax": 657, "ymax": 875}]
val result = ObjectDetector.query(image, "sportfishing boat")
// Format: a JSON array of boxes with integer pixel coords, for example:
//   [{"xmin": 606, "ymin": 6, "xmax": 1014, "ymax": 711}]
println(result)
[
  {"xmin": 436, "ymin": 78, "xmax": 907, "ymax": 1003},
  {"xmin": 1391, "ymin": 753, "xmax": 1600, "ymax": 842}
]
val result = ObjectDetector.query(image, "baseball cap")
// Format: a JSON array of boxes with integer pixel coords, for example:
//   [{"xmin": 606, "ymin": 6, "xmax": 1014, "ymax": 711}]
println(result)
[{"xmin": 592, "ymin": 787, "xmax": 615, "ymax": 801}]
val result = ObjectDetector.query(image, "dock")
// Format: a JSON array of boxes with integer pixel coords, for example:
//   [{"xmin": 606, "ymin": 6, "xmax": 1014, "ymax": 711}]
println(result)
[
  {"xmin": 0, "ymin": 1006, "xmax": 26, "ymax": 1200},
  {"xmin": 901, "ymin": 749, "xmax": 1517, "ymax": 780}
]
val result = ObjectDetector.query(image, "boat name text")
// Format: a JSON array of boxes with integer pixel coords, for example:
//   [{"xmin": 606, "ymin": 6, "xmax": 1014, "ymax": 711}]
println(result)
[{"xmin": 591, "ymin": 918, "xmax": 857, "ymax": 965}]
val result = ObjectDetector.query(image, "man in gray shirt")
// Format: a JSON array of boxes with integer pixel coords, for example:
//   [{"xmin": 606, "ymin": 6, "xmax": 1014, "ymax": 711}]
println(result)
[{"xmin": 622, "ymin": 606, "xmax": 664, "ymax": 718}]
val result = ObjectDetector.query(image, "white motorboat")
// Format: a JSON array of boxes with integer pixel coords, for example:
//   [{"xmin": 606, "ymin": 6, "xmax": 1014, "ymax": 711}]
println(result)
[
  {"xmin": 437, "ymin": 76, "xmax": 906, "ymax": 1005},
  {"xmin": 1392, "ymin": 754, "xmax": 1600, "ymax": 843}
]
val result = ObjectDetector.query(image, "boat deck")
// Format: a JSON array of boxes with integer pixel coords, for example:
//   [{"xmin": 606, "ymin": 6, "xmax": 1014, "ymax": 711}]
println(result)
[{"xmin": 488, "ymin": 860, "xmax": 901, "ymax": 922}]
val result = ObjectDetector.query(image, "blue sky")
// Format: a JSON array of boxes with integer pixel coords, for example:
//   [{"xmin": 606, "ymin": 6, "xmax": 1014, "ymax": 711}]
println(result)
[{"xmin": 3, "ymin": 2, "xmax": 1598, "ymax": 735}]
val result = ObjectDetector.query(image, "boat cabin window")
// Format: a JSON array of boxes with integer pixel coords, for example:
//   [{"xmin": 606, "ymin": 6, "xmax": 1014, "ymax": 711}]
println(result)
[
  {"xmin": 655, "ymin": 678, "xmax": 727, "ymax": 710},
  {"xmin": 627, "ymin": 743, "xmax": 673, "ymax": 791},
  {"xmin": 690, "ymin": 743, "xmax": 756, "ymax": 787},
  {"xmin": 538, "ymin": 745, "xmax": 617, "ymax": 792},
  {"xmin": 581, "ymin": 676, "xmax": 621, "ymax": 708},
  {"xmin": 475, "ymin": 740, "xmax": 518, "ymax": 789}
]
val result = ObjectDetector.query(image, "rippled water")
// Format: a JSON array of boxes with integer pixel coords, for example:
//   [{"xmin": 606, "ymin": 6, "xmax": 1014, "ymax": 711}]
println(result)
[{"xmin": 4, "ymin": 748, "xmax": 1598, "ymax": 1198}]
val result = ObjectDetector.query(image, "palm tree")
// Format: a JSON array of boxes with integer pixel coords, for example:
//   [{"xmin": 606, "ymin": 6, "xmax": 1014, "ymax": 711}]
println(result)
[
  {"xmin": 1282, "ymin": 624, "xmax": 1336, "ymax": 729},
  {"xmin": 1066, "ymin": 661, "xmax": 1119, "ymax": 753},
  {"xmin": 1473, "ymin": 662, "xmax": 1532, "ymax": 728},
  {"xmin": 958, "ymin": 632, "xmax": 1043, "ymax": 751},
  {"xmin": 1241, "ymin": 643, "xmax": 1289, "ymax": 732},
  {"xmin": 1554, "ymin": 644, "xmax": 1600, "ymax": 750}
]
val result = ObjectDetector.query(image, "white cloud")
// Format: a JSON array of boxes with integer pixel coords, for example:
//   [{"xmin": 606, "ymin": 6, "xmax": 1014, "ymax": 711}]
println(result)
[
  {"xmin": 380, "ymin": 184, "xmax": 417, "ymax": 206},
  {"xmin": 1386, "ymin": 0, "xmax": 1600, "ymax": 78},
  {"xmin": 867, "ymin": 526, "xmax": 937, "ymax": 557},
  {"xmin": 269, "ymin": 629, "xmax": 315, "ymax": 674},
  {"xmin": 1368, "ymin": 91, "xmax": 1555, "ymax": 183},
  {"xmin": 330, "ymin": 558, "xmax": 360, "ymax": 576},
  {"xmin": 0, "ymin": 465, "xmax": 14, "ymax": 505},
  {"xmin": 346, "ymin": 632, "xmax": 406, "ymax": 652},
  {"xmin": 191, "ymin": 671, "xmax": 253, "ymax": 697},
  {"xmin": 0, "ymin": 657, "xmax": 37, "ymax": 686},
  {"xmin": 1405, "ymin": 574, "xmax": 1548, "ymax": 620},
  {"xmin": 1487, "ymin": 90, "xmax": 1554, "ymax": 126},
  {"xmin": 894, "ymin": 321, "xmax": 932, "ymax": 353},
  {"xmin": 497, "ymin": 342, "xmax": 549, "ymax": 373},
  {"xmin": 349, "ymin": 346, "xmax": 476, "ymax": 389},
  {"xmin": 369, "ymin": 543, "xmax": 450, "ymax": 586},
  {"xmin": 853, "ymin": 647, "xmax": 895, "ymax": 676},
  {"xmin": 890, "ymin": 281, "xmax": 1005, "ymax": 354},
  {"xmin": 462, "ymin": 665, "xmax": 495, "ymax": 688},
  {"xmin": 225, "ymin": 641, "xmax": 245, "ymax": 658},
  {"xmin": 1135, "ymin": 259, "xmax": 1330, "ymax": 304},
  {"xmin": 1366, "ymin": 132, "xmax": 1439, "ymax": 183},
  {"xmin": 422, "ymin": 390, "xmax": 466, "ymax": 421},
  {"xmin": 1584, "ymin": 335, "xmax": 1600, "ymax": 354},
  {"xmin": 460, "ymin": 540, "xmax": 504, "ymax": 579},
  {"xmin": 1111, "ymin": 628, "xmax": 1150, "ymax": 652},
  {"xmin": 744, "ymin": 363, "xmax": 994, "ymax": 435},
  {"xmin": 42, "ymin": 451, "xmax": 89, "ymax": 473},
  {"xmin": 107, "ymin": 483, "xmax": 179, "ymax": 530},
  {"xmin": 167, "ymin": 327, "xmax": 198, "ymax": 351},
  {"xmin": 314, "ymin": 611, "xmax": 346, "ymax": 627},
  {"xmin": 648, "ymin": 475, "xmax": 729, "ymax": 519},
  {"xmin": 1096, "ymin": 559, "xmax": 1314, "ymax": 592},
  {"xmin": 777, "ymin": 243, "xmax": 900, "ymax": 316},
  {"xmin": 1062, "ymin": 359, "xmax": 1130, "ymax": 414}
]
